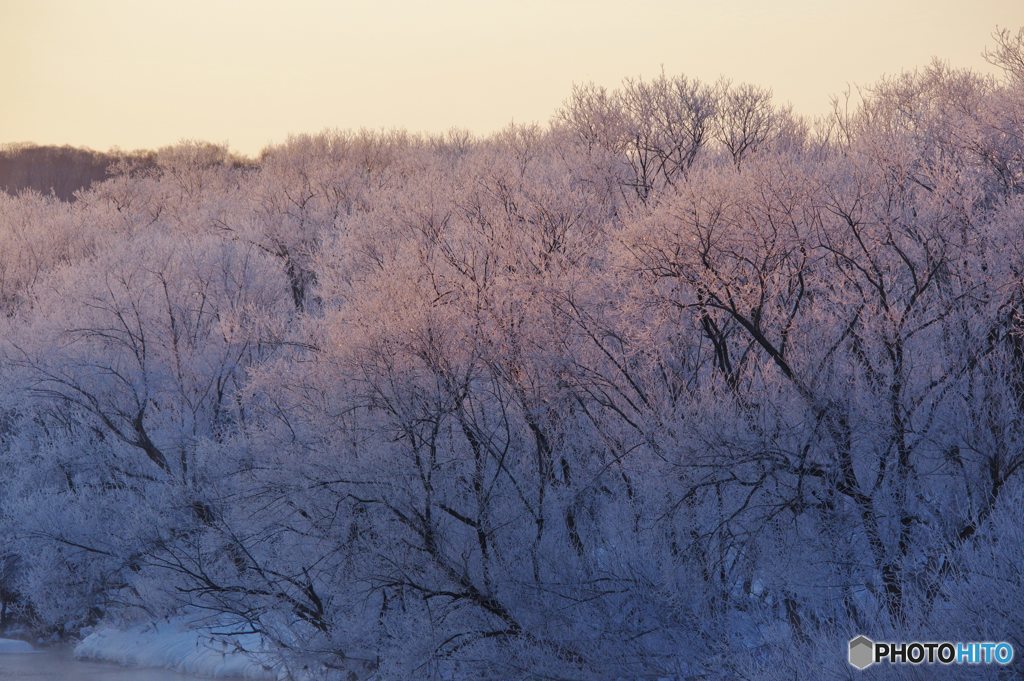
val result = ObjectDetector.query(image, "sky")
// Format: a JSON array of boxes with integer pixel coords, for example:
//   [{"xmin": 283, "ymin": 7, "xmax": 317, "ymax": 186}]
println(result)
[{"xmin": 2, "ymin": 0, "xmax": 1021, "ymax": 156}]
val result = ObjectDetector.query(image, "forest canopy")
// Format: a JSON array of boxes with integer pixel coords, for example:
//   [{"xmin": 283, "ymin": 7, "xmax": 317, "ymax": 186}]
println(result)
[{"xmin": 1, "ymin": 28, "xmax": 1024, "ymax": 681}]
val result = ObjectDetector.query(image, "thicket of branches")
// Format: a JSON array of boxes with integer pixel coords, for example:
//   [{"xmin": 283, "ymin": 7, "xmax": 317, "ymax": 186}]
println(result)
[{"xmin": 1, "ymin": 29, "xmax": 1023, "ymax": 680}]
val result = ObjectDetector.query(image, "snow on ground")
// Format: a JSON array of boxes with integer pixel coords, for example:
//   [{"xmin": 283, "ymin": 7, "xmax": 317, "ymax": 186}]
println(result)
[
  {"xmin": 74, "ymin": 618, "xmax": 279, "ymax": 679},
  {"xmin": 0, "ymin": 638, "xmax": 36, "ymax": 653}
]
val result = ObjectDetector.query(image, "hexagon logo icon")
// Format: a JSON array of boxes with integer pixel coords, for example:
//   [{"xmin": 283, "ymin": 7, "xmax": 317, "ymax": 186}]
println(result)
[{"xmin": 849, "ymin": 635, "xmax": 875, "ymax": 670}]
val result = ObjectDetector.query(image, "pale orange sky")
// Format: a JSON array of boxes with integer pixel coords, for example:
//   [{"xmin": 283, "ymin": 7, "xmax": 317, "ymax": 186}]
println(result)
[{"xmin": 2, "ymin": 0, "xmax": 1021, "ymax": 156}]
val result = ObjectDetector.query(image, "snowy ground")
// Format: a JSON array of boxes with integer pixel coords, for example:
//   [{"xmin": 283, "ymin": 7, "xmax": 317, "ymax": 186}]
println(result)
[
  {"xmin": 0, "ymin": 638, "xmax": 36, "ymax": 654},
  {"xmin": 74, "ymin": 619, "xmax": 279, "ymax": 679}
]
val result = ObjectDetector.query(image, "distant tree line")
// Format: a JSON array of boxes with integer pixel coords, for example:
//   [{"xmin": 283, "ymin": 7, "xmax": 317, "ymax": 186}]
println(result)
[
  {"xmin": 0, "ymin": 145, "xmax": 137, "ymax": 200},
  {"xmin": 0, "ymin": 143, "xmax": 256, "ymax": 201}
]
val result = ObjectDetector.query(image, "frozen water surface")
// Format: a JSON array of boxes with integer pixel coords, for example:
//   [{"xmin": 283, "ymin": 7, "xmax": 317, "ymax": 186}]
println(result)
[{"xmin": 0, "ymin": 645, "xmax": 215, "ymax": 681}]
